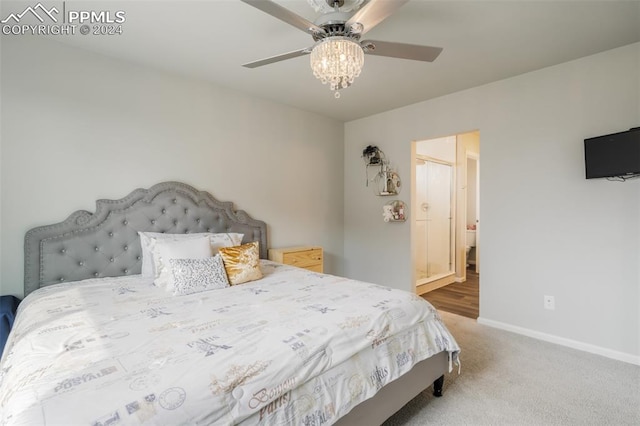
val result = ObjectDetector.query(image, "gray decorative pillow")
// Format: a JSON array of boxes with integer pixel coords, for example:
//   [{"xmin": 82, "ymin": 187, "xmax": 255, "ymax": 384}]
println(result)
[{"xmin": 170, "ymin": 255, "xmax": 229, "ymax": 296}]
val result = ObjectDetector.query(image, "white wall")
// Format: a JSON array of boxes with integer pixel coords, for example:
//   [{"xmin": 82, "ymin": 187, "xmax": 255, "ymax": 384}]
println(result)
[
  {"xmin": 0, "ymin": 37, "xmax": 344, "ymax": 297},
  {"xmin": 416, "ymin": 136, "xmax": 456, "ymax": 162},
  {"xmin": 345, "ymin": 43, "xmax": 640, "ymax": 360}
]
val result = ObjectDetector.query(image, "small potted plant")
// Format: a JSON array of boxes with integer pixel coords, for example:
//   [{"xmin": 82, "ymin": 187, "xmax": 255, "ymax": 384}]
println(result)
[{"xmin": 362, "ymin": 145, "xmax": 382, "ymax": 165}]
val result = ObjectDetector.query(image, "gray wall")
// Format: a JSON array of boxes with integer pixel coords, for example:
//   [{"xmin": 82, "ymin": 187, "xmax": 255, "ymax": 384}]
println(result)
[
  {"xmin": 344, "ymin": 43, "xmax": 639, "ymax": 360},
  {"xmin": 0, "ymin": 37, "xmax": 344, "ymax": 297}
]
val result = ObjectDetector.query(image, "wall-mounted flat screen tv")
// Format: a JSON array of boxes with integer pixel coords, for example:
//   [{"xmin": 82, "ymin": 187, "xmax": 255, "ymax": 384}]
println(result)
[{"xmin": 584, "ymin": 127, "xmax": 640, "ymax": 179}]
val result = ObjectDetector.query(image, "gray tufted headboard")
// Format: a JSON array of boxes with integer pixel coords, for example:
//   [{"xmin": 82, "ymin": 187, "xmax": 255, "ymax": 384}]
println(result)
[{"xmin": 24, "ymin": 181, "xmax": 268, "ymax": 297}]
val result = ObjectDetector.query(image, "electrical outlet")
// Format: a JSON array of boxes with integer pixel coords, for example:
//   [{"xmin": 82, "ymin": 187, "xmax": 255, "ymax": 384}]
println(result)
[{"xmin": 544, "ymin": 295, "xmax": 555, "ymax": 310}]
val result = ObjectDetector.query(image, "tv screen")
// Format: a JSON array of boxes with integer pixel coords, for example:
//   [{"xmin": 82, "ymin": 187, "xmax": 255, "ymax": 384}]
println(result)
[{"xmin": 584, "ymin": 128, "xmax": 640, "ymax": 179}]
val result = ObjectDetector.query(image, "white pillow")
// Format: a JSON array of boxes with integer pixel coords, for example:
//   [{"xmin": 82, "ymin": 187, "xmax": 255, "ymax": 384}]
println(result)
[
  {"xmin": 152, "ymin": 236, "xmax": 212, "ymax": 292},
  {"xmin": 139, "ymin": 232, "xmax": 200, "ymax": 278},
  {"xmin": 208, "ymin": 233, "xmax": 244, "ymax": 253},
  {"xmin": 170, "ymin": 255, "xmax": 229, "ymax": 296},
  {"xmin": 138, "ymin": 232, "xmax": 243, "ymax": 278}
]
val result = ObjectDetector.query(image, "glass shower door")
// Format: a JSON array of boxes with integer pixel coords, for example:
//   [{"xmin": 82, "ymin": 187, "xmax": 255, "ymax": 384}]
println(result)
[{"xmin": 415, "ymin": 159, "xmax": 453, "ymax": 282}]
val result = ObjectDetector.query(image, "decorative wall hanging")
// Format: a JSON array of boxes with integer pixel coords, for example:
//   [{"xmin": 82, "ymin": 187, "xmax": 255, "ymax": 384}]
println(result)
[
  {"xmin": 383, "ymin": 200, "xmax": 406, "ymax": 222},
  {"xmin": 362, "ymin": 145, "xmax": 402, "ymax": 196}
]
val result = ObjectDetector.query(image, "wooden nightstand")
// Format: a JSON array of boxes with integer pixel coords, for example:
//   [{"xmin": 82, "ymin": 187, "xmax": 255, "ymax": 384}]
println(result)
[{"xmin": 268, "ymin": 246, "xmax": 323, "ymax": 273}]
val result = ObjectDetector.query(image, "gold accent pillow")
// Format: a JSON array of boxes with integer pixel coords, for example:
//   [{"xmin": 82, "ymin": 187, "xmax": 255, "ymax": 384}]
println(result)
[{"xmin": 218, "ymin": 241, "xmax": 263, "ymax": 285}]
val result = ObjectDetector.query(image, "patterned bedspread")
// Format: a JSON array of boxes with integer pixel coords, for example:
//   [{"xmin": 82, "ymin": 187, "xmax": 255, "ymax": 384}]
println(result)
[{"xmin": 0, "ymin": 261, "xmax": 459, "ymax": 425}]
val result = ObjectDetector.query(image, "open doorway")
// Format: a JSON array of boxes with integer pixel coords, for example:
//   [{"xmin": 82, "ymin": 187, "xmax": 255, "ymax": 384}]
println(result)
[
  {"xmin": 412, "ymin": 131, "xmax": 480, "ymax": 319},
  {"xmin": 412, "ymin": 136, "xmax": 456, "ymax": 293}
]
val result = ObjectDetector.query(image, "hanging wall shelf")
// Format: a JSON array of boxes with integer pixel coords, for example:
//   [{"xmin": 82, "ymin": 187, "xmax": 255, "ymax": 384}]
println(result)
[{"xmin": 362, "ymin": 145, "xmax": 402, "ymax": 196}]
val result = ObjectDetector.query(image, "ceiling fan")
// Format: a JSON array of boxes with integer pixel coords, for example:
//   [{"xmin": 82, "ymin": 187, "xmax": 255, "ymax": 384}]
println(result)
[{"xmin": 240, "ymin": 0, "xmax": 443, "ymax": 97}]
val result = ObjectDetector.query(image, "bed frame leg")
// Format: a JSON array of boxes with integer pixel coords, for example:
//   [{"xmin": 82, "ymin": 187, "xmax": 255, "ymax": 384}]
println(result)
[{"xmin": 432, "ymin": 375, "xmax": 444, "ymax": 397}]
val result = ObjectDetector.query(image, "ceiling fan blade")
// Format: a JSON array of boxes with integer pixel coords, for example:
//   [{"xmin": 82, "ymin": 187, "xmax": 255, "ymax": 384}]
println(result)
[
  {"xmin": 240, "ymin": 0, "xmax": 325, "ymax": 35},
  {"xmin": 345, "ymin": 0, "xmax": 409, "ymax": 34},
  {"xmin": 361, "ymin": 40, "xmax": 443, "ymax": 62},
  {"xmin": 243, "ymin": 48, "xmax": 311, "ymax": 68}
]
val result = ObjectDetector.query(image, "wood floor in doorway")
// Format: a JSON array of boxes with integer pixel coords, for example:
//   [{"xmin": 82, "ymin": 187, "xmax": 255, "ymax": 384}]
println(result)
[{"xmin": 422, "ymin": 268, "xmax": 479, "ymax": 319}]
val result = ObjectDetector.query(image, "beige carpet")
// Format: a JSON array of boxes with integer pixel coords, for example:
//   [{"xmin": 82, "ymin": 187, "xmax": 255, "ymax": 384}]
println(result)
[{"xmin": 383, "ymin": 311, "xmax": 640, "ymax": 425}]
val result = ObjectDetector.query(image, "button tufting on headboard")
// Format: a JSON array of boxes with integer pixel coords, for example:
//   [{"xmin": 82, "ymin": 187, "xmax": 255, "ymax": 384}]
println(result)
[{"xmin": 24, "ymin": 182, "xmax": 268, "ymax": 297}]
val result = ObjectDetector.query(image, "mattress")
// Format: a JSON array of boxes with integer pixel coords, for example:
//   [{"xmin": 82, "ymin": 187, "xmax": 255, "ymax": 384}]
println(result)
[{"xmin": 0, "ymin": 261, "xmax": 459, "ymax": 425}]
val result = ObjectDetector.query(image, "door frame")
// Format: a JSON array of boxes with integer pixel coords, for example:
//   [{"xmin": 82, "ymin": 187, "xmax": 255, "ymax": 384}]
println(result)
[{"xmin": 467, "ymin": 152, "xmax": 480, "ymax": 273}]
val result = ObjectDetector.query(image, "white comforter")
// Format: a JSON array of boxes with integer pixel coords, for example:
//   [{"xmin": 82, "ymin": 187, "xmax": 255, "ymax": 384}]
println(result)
[{"xmin": 0, "ymin": 261, "xmax": 459, "ymax": 425}]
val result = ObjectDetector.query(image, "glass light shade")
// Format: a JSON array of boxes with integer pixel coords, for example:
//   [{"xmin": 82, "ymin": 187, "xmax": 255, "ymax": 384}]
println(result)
[
  {"xmin": 310, "ymin": 37, "xmax": 364, "ymax": 97},
  {"xmin": 307, "ymin": 0, "xmax": 365, "ymax": 13}
]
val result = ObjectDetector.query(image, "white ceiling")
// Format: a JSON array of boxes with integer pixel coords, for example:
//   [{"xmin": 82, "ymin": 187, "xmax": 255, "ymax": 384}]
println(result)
[{"xmin": 6, "ymin": 0, "xmax": 640, "ymax": 121}]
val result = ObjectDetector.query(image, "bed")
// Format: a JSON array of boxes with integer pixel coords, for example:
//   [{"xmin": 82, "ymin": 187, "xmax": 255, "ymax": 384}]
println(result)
[{"xmin": 0, "ymin": 181, "xmax": 459, "ymax": 425}]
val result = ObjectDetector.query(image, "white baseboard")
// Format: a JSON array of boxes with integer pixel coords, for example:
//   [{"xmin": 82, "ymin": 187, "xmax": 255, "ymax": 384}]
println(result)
[{"xmin": 477, "ymin": 317, "xmax": 640, "ymax": 366}]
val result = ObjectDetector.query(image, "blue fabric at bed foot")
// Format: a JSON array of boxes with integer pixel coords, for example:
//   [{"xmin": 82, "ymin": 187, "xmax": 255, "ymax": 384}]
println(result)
[{"xmin": 0, "ymin": 295, "xmax": 20, "ymax": 357}]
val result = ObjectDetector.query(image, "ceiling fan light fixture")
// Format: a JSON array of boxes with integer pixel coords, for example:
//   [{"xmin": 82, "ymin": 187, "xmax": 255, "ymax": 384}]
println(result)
[{"xmin": 310, "ymin": 37, "xmax": 364, "ymax": 98}]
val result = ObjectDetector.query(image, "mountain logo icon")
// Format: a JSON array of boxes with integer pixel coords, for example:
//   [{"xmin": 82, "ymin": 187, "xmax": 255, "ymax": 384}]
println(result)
[{"xmin": 1, "ymin": 2, "xmax": 59, "ymax": 24}]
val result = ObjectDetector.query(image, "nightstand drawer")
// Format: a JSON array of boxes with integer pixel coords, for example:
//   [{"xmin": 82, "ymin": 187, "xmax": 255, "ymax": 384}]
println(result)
[
  {"xmin": 269, "ymin": 246, "xmax": 323, "ymax": 273},
  {"xmin": 303, "ymin": 263, "xmax": 324, "ymax": 273}
]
